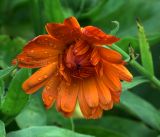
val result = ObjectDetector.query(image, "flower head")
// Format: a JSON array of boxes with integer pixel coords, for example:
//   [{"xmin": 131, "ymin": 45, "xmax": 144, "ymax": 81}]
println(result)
[{"xmin": 13, "ymin": 17, "xmax": 132, "ymax": 119}]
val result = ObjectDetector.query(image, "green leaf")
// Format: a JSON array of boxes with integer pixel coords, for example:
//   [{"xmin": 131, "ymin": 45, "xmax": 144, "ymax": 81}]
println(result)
[
  {"xmin": 46, "ymin": 107, "xmax": 72, "ymax": 129},
  {"xmin": 75, "ymin": 116, "xmax": 158, "ymax": 137},
  {"xmin": 16, "ymin": 93, "xmax": 72, "ymax": 129},
  {"xmin": 75, "ymin": 125, "xmax": 125, "ymax": 137},
  {"xmin": 0, "ymin": 120, "xmax": 6, "ymax": 137},
  {"xmin": 137, "ymin": 21, "xmax": 154, "ymax": 75},
  {"xmin": 0, "ymin": 66, "xmax": 16, "ymax": 79},
  {"xmin": 120, "ymin": 91, "xmax": 160, "ymax": 131},
  {"xmin": 0, "ymin": 35, "xmax": 26, "ymax": 67},
  {"xmin": 44, "ymin": 0, "xmax": 65, "ymax": 22},
  {"xmin": 0, "ymin": 68, "xmax": 30, "ymax": 123},
  {"xmin": 16, "ymin": 94, "xmax": 47, "ymax": 128},
  {"xmin": 0, "ymin": 80, "xmax": 5, "ymax": 106},
  {"xmin": 79, "ymin": 0, "xmax": 108, "ymax": 19},
  {"xmin": 30, "ymin": 0, "xmax": 44, "ymax": 35},
  {"xmin": 122, "ymin": 76, "xmax": 149, "ymax": 91},
  {"xmin": 7, "ymin": 126, "xmax": 93, "ymax": 137}
]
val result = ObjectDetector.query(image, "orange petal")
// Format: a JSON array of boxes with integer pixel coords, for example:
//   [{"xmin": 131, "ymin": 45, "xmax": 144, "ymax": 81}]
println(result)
[
  {"xmin": 111, "ymin": 90, "xmax": 121, "ymax": 103},
  {"xmin": 82, "ymin": 26, "xmax": 120, "ymax": 45},
  {"xmin": 22, "ymin": 63, "xmax": 57, "ymax": 94},
  {"xmin": 60, "ymin": 82, "xmax": 79, "ymax": 113},
  {"xmin": 99, "ymin": 47, "xmax": 123, "ymax": 64},
  {"xmin": 90, "ymin": 47, "xmax": 100, "ymax": 66},
  {"xmin": 14, "ymin": 53, "xmax": 57, "ymax": 68},
  {"xmin": 42, "ymin": 76, "xmax": 60, "ymax": 109},
  {"xmin": 64, "ymin": 16, "xmax": 80, "ymax": 30},
  {"xmin": 96, "ymin": 78, "xmax": 112, "ymax": 106},
  {"xmin": 111, "ymin": 64, "xmax": 133, "ymax": 82},
  {"xmin": 100, "ymin": 101, "xmax": 113, "ymax": 110},
  {"xmin": 90, "ymin": 107, "xmax": 103, "ymax": 119},
  {"xmin": 78, "ymin": 81, "xmax": 92, "ymax": 118},
  {"xmin": 23, "ymin": 35, "xmax": 63, "ymax": 59},
  {"xmin": 73, "ymin": 40, "xmax": 90, "ymax": 56},
  {"xmin": 46, "ymin": 20, "xmax": 81, "ymax": 45},
  {"xmin": 58, "ymin": 54, "xmax": 71, "ymax": 84},
  {"xmin": 83, "ymin": 78, "xmax": 99, "ymax": 108},
  {"xmin": 95, "ymin": 62, "xmax": 103, "ymax": 78},
  {"xmin": 65, "ymin": 45, "xmax": 76, "ymax": 68},
  {"xmin": 103, "ymin": 61, "xmax": 122, "ymax": 91}
]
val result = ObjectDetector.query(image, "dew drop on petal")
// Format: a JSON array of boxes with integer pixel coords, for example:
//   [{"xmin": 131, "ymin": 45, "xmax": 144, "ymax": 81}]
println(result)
[
  {"xmin": 44, "ymin": 75, "xmax": 48, "ymax": 78},
  {"xmin": 30, "ymin": 50, "xmax": 34, "ymax": 53},
  {"xmin": 38, "ymin": 77, "xmax": 42, "ymax": 81},
  {"xmin": 48, "ymin": 95, "xmax": 53, "ymax": 100}
]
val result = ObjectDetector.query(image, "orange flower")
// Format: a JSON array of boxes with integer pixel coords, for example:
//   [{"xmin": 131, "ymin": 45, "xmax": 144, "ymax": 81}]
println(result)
[{"xmin": 13, "ymin": 17, "xmax": 132, "ymax": 119}]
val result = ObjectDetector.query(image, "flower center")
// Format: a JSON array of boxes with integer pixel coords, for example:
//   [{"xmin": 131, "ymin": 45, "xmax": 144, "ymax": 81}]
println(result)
[{"xmin": 61, "ymin": 40, "xmax": 96, "ymax": 79}]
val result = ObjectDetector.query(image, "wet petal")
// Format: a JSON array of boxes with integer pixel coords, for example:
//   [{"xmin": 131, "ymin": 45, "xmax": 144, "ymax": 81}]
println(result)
[
  {"xmin": 23, "ymin": 35, "xmax": 64, "ymax": 59},
  {"xmin": 14, "ymin": 53, "xmax": 57, "ymax": 68},
  {"xmin": 82, "ymin": 26, "xmax": 120, "ymax": 45},
  {"xmin": 46, "ymin": 17, "xmax": 81, "ymax": 44},
  {"xmin": 22, "ymin": 63, "xmax": 57, "ymax": 94},
  {"xmin": 42, "ymin": 76, "xmax": 60, "ymax": 109},
  {"xmin": 99, "ymin": 47, "xmax": 123, "ymax": 64},
  {"xmin": 83, "ymin": 78, "xmax": 99, "ymax": 108},
  {"xmin": 60, "ymin": 82, "xmax": 79, "ymax": 113}
]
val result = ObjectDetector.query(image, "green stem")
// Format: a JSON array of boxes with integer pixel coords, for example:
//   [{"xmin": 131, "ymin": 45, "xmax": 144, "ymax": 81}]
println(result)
[
  {"xmin": 70, "ymin": 117, "xmax": 75, "ymax": 131},
  {"xmin": 130, "ymin": 60, "xmax": 160, "ymax": 89},
  {"xmin": 110, "ymin": 44, "xmax": 130, "ymax": 62},
  {"xmin": 110, "ymin": 44, "xmax": 160, "ymax": 89}
]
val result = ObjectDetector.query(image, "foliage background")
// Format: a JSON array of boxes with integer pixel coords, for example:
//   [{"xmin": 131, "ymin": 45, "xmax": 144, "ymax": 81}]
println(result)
[{"xmin": 0, "ymin": 0, "xmax": 160, "ymax": 137}]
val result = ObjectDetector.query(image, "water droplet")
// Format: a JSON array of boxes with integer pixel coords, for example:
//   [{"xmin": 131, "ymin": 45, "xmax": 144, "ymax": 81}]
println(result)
[
  {"xmin": 30, "ymin": 50, "xmax": 34, "ymax": 53},
  {"xmin": 49, "ymin": 43, "xmax": 53, "ymax": 46},
  {"xmin": 44, "ymin": 51, "xmax": 48, "ymax": 54},
  {"xmin": 48, "ymin": 95, "xmax": 53, "ymax": 100},
  {"xmin": 20, "ymin": 58, "xmax": 24, "ymax": 61},
  {"xmin": 38, "ymin": 77, "xmax": 42, "ymax": 81},
  {"xmin": 44, "ymin": 75, "xmax": 48, "ymax": 78},
  {"xmin": 46, "ymin": 86, "xmax": 50, "ymax": 90}
]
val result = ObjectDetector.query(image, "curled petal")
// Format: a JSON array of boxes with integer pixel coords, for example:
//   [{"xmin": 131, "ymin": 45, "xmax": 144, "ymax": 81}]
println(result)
[
  {"xmin": 82, "ymin": 26, "xmax": 120, "ymax": 45},
  {"xmin": 22, "ymin": 63, "xmax": 57, "ymax": 94}
]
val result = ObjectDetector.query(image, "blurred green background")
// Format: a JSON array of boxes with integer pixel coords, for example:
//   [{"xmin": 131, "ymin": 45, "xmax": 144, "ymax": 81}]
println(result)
[{"xmin": 0, "ymin": 0, "xmax": 160, "ymax": 137}]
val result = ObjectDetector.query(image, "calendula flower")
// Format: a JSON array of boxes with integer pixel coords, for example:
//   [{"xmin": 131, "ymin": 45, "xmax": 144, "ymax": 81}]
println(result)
[{"xmin": 13, "ymin": 16, "xmax": 132, "ymax": 119}]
